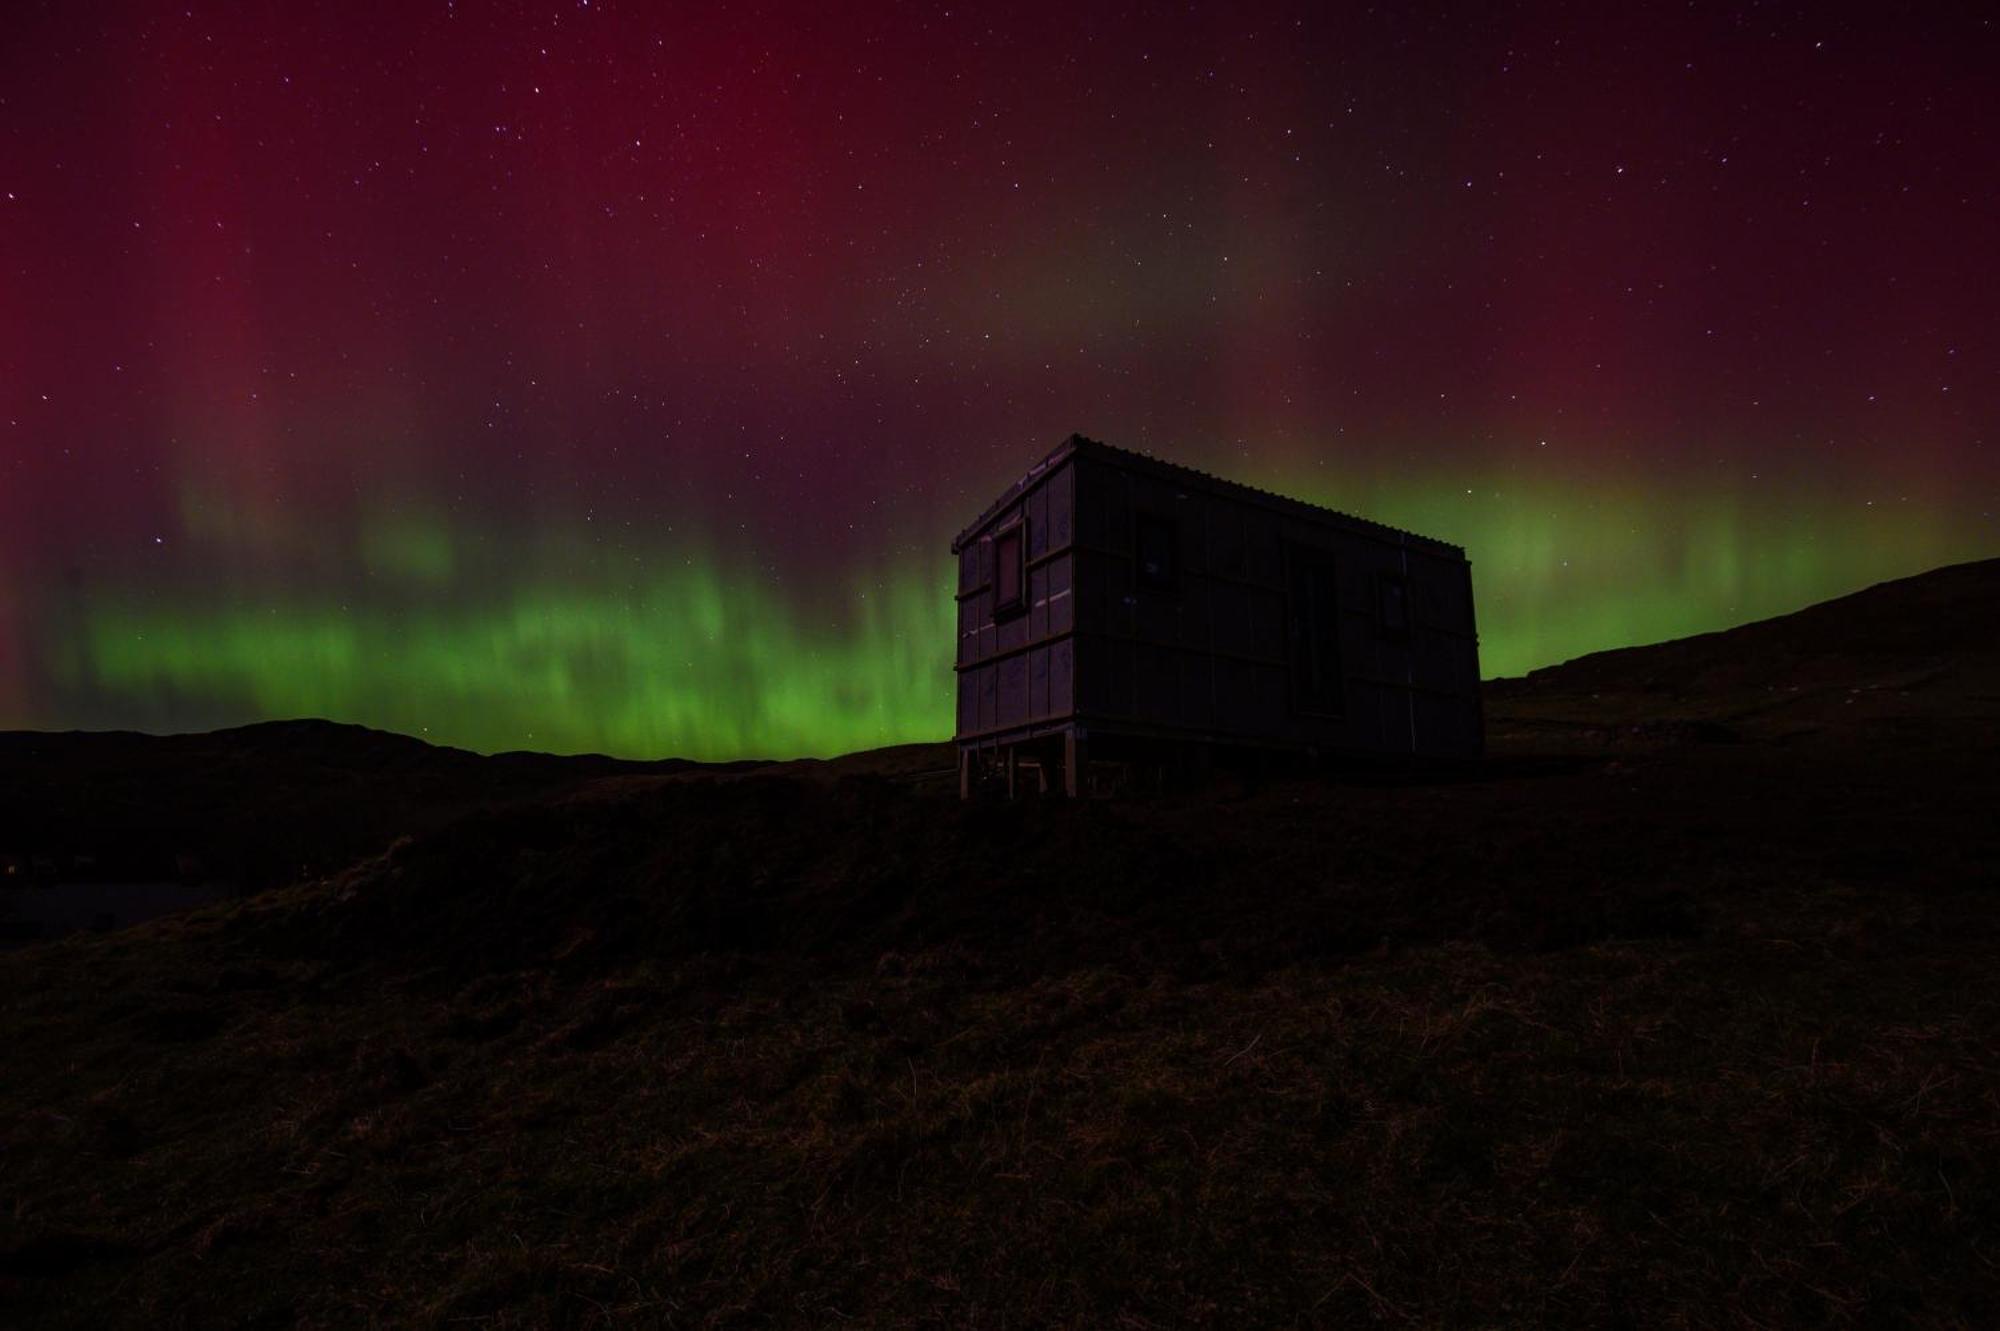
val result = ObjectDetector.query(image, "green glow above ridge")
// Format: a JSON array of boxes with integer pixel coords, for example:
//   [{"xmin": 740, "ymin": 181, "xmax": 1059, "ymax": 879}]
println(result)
[
  {"xmin": 43, "ymin": 463, "xmax": 1998, "ymax": 758},
  {"xmin": 1269, "ymin": 460, "xmax": 1993, "ymax": 678},
  {"xmin": 74, "ymin": 554, "xmax": 955, "ymax": 760},
  {"xmin": 359, "ymin": 508, "xmax": 456, "ymax": 584}
]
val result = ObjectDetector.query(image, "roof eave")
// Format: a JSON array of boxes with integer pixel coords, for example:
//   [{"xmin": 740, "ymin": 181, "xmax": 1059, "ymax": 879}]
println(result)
[
  {"xmin": 949, "ymin": 433, "xmax": 1089, "ymax": 553},
  {"xmin": 950, "ymin": 433, "xmax": 1468, "ymax": 559}
]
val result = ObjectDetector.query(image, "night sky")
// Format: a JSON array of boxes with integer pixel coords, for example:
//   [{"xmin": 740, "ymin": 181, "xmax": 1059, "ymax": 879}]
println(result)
[{"xmin": 4, "ymin": 3, "xmax": 1994, "ymax": 758}]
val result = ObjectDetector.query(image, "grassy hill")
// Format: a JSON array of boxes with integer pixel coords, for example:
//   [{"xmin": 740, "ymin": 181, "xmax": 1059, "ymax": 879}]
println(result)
[
  {"xmin": 3, "ymin": 562, "xmax": 1997, "ymax": 1326},
  {"xmin": 0, "ymin": 719, "xmax": 760, "ymax": 894},
  {"xmin": 1487, "ymin": 556, "xmax": 2000, "ymax": 735}
]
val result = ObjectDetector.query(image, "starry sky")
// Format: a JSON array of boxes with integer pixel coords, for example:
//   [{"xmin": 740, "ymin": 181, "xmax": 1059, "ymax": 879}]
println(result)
[{"xmin": 3, "ymin": 2, "xmax": 1994, "ymax": 758}]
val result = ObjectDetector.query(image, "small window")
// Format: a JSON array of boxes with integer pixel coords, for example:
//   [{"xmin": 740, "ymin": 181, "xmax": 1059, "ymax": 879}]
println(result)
[
  {"xmin": 1378, "ymin": 571, "xmax": 1410, "ymax": 637},
  {"xmin": 1135, "ymin": 513, "xmax": 1176, "ymax": 590},
  {"xmin": 993, "ymin": 524, "xmax": 1027, "ymax": 617}
]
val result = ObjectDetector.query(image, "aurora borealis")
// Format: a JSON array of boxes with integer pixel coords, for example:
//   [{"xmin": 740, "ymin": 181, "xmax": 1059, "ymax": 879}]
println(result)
[{"xmin": 4, "ymin": 4, "xmax": 1994, "ymax": 758}]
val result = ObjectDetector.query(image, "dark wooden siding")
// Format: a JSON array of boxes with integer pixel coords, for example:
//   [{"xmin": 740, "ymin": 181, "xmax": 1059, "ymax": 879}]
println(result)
[
  {"xmin": 954, "ymin": 455, "xmax": 1078, "ymax": 745},
  {"xmin": 1064, "ymin": 448, "xmax": 1481, "ymax": 759},
  {"xmin": 955, "ymin": 437, "xmax": 1481, "ymax": 761}
]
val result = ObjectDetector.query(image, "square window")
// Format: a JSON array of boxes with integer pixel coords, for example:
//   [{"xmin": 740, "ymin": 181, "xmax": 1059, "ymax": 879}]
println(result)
[
  {"xmin": 1378, "ymin": 571, "xmax": 1410, "ymax": 637},
  {"xmin": 994, "ymin": 524, "xmax": 1027, "ymax": 617},
  {"xmin": 1135, "ymin": 513, "xmax": 1176, "ymax": 590}
]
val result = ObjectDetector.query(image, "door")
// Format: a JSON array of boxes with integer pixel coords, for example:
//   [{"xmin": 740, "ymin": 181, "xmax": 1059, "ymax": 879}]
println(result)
[{"xmin": 1286, "ymin": 547, "xmax": 1343, "ymax": 715}]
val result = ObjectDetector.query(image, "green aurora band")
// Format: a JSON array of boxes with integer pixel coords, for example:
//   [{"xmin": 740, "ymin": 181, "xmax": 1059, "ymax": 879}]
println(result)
[
  {"xmin": 44, "ymin": 466, "xmax": 1995, "ymax": 759},
  {"xmin": 1277, "ymin": 462, "xmax": 1992, "ymax": 684},
  {"xmin": 62, "ymin": 558, "xmax": 950, "ymax": 763}
]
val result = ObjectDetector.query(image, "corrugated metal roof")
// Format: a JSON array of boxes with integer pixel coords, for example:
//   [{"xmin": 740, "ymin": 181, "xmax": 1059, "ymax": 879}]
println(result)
[{"xmin": 952, "ymin": 433, "xmax": 1467, "ymax": 557}]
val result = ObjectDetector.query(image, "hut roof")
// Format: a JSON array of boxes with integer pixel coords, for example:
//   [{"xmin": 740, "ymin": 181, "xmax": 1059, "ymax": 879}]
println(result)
[{"xmin": 951, "ymin": 434, "xmax": 1467, "ymax": 557}]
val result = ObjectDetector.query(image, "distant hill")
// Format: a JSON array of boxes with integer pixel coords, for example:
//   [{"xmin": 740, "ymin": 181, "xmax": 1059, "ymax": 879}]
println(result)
[
  {"xmin": 1486, "ymin": 556, "xmax": 2000, "ymax": 733},
  {"xmin": 0, "ymin": 719, "xmax": 760, "ymax": 891}
]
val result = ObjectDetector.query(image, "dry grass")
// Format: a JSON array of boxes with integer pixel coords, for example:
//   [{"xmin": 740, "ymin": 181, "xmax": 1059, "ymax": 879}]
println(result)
[{"xmin": 2, "ymin": 711, "xmax": 1998, "ymax": 1326}]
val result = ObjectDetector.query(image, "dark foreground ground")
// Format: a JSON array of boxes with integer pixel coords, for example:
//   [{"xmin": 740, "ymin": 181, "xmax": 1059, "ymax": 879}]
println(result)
[{"xmin": 3, "ymin": 560, "xmax": 1999, "ymax": 1327}]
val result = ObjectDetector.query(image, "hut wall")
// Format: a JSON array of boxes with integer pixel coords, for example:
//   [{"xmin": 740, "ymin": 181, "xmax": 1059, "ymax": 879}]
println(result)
[
  {"xmin": 953, "ymin": 453, "xmax": 1079, "ymax": 746},
  {"xmin": 1068, "ymin": 450, "xmax": 1481, "ymax": 759}
]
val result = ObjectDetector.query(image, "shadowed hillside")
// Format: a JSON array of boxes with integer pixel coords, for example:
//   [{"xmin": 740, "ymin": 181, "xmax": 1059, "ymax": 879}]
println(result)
[
  {"xmin": 0, "ymin": 720, "xmax": 760, "ymax": 894},
  {"xmin": 1487, "ymin": 557, "xmax": 2000, "ymax": 735},
  {"xmin": 3, "ymin": 562, "xmax": 1998, "ymax": 1327}
]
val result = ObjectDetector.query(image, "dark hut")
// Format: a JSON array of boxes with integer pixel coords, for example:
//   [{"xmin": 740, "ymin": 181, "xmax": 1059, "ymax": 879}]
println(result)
[{"xmin": 952, "ymin": 435, "xmax": 1482, "ymax": 797}]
